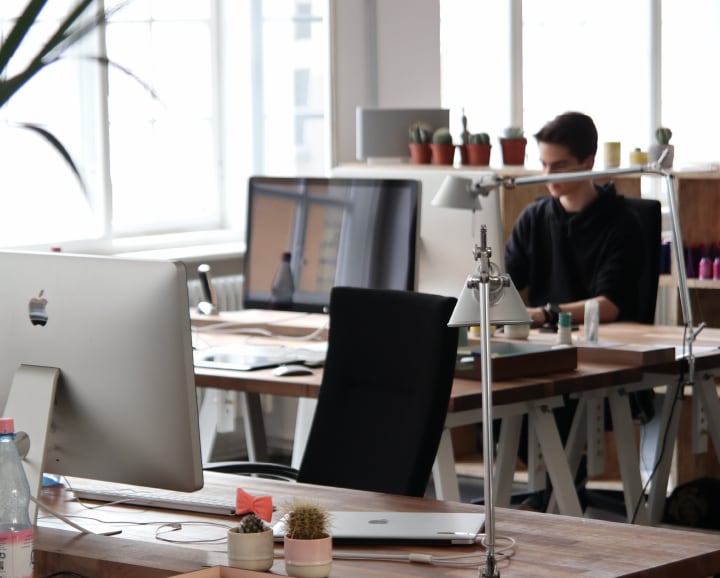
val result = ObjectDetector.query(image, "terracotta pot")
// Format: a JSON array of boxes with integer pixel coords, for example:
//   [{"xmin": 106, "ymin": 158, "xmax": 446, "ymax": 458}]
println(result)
[
  {"xmin": 430, "ymin": 143, "xmax": 455, "ymax": 165},
  {"xmin": 465, "ymin": 143, "xmax": 492, "ymax": 166},
  {"xmin": 227, "ymin": 527, "xmax": 274, "ymax": 571},
  {"xmin": 408, "ymin": 143, "xmax": 431, "ymax": 164},
  {"xmin": 500, "ymin": 138, "xmax": 527, "ymax": 165},
  {"xmin": 283, "ymin": 535, "xmax": 332, "ymax": 578}
]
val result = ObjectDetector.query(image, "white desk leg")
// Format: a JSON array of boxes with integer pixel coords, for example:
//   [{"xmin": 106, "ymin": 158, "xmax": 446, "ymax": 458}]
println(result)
[
  {"xmin": 432, "ymin": 428, "xmax": 461, "ymax": 502},
  {"xmin": 494, "ymin": 415, "xmax": 522, "ymax": 507},
  {"xmin": 291, "ymin": 398, "xmax": 317, "ymax": 470},
  {"xmin": 547, "ymin": 396, "xmax": 587, "ymax": 514},
  {"xmin": 693, "ymin": 372, "xmax": 720, "ymax": 460},
  {"xmin": 647, "ymin": 378, "xmax": 684, "ymax": 525},
  {"xmin": 238, "ymin": 392, "xmax": 268, "ymax": 462},
  {"xmin": 530, "ymin": 405, "xmax": 583, "ymax": 517},
  {"xmin": 607, "ymin": 388, "xmax": 649, "ymax": 525},
  {"xmin": 198, "ymin": 389, "xmax": 220, "ymax": 464}
]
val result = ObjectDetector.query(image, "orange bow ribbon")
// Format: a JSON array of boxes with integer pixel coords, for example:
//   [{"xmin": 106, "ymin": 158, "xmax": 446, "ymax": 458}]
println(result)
[{"xmin": 235, "ymin": 488, "xmax": 273, "ymax": 522}]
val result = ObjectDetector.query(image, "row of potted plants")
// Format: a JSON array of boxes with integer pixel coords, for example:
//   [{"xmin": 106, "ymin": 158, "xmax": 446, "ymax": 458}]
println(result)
[
  {"xmin": 227, "ymin": 500, "xmax": 332, "ymax": 577},
  {"xmin": 409, "ymin": 123, "xmax": 527, "ymax": 166}
]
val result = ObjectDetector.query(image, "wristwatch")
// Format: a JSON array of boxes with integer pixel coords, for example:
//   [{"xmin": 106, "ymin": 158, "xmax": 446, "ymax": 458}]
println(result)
[{"xmin": 544, "ymin": 302, "xmax": 561, "ymax": 325}]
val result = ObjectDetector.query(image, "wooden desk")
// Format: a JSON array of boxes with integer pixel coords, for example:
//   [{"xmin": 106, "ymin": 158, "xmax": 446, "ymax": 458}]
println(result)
[
  {"xmin": 193, "ymin": 316, "xmax": 587, "ymax": 515},
  {"xmin": 35, "ymin": 472, "xmax": 720, "ymax": 578}
]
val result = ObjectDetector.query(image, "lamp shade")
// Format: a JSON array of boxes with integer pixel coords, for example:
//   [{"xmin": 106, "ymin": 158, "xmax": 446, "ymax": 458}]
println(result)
[
  {"xmin": 431, "ymin": 175, "xmax": 482, "ymax": 210},
  {"xmin": 448, "ymin": 271, "xmax": 531, "ymax": 327}
]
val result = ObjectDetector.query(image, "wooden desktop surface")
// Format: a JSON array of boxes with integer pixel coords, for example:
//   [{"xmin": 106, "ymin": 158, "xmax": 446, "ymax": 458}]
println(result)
[
  {"xmin": 35, "ymin": 472, "xmax": 720, "ymax": 578},
  {"xmin": 192, "ymin": 317, "xmax": 720, "ymax": 409}
]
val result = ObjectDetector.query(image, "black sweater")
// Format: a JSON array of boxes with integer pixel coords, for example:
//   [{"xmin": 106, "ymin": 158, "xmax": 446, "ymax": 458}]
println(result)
[{"xmin": 505, "ymin": 182, "xmax": 643, "ymax": 321}]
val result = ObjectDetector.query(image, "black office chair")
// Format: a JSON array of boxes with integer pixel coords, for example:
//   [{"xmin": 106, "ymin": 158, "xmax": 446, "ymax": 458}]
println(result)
[{"xmin": 205, "ymin": 286, "xmax": 459, "ymax": 498}]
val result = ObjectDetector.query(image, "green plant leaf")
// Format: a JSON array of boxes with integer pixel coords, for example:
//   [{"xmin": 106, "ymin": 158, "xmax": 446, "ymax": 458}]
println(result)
[{"xmin": 14, "ymin": 122, "xmax": 86, "ymax": 195}]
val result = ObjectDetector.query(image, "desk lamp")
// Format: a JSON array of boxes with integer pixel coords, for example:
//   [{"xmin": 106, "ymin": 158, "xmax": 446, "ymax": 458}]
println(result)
[{"xmin": 434, "ymin": 160, "xmax": 703, "ymax": 578}]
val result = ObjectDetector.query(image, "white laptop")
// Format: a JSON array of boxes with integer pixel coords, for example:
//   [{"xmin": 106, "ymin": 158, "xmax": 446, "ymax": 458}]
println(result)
[
  {"xmin": 273, "ymin": 511, "xmax": 485, "ymax": 545},
  {"xmin": 194, "ymin": 343, "xmax": 327, "ymax": 371}
]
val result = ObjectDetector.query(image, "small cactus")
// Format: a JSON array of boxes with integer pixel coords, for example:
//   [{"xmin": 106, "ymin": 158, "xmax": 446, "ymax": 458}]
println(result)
[
  {"xmin": 460, "ymin": 109, "xmax": 470, "ymax": 144},
  {"xmin": 280, "ymin": 500, "xmax": 331, "ymax": 540},
  {"xmin": 503, "ymin": 126, "xmax": 525, "ymax": 140},
  {"xmin": 408, "ymin": 122, "xmax": 432, "ymax": 144},
  {"xmin": 432, "ymin": 127, "xmax": 453, "ymax": 145},
  {"xmin": 656, "ymin": 127, "xmax": 672, "ymax": 145},
  {"xmin": 469, "ymin": 132, "xmax": 490, "ymax": 145},
  {"xmin": 238, "ymin": 513, "xmax": 268, "ymax": 533}
]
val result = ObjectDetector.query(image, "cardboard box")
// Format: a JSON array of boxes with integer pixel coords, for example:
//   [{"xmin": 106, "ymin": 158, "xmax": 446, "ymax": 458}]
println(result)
[
  {"xmin": 456, "ymin": 341, "xmax": 578, "ymax": 381},
  {"xmin": 172, "ymin": 567, "xmax": 273, "ymax": 578}
]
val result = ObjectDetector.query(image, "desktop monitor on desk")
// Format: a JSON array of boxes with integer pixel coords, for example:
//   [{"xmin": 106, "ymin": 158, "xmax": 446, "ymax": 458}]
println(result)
[
  {"xmin": 0, "ymin": 251, "xmax": 203, "ymax": 518},
  {"xmin": 243, "ymin": 176, "xmax": 419, "ymax": 313}
]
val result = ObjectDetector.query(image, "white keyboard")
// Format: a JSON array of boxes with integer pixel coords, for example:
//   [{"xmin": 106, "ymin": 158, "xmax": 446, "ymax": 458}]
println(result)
[{"xmin": 69, "ymin": 483, "xmax": 238, "ymax": 517}]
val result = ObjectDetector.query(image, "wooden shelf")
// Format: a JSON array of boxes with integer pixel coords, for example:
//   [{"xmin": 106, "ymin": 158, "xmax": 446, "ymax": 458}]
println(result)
[{"xmin": 659, "ymin": 274, "xmax": 720, "ymax": 290}]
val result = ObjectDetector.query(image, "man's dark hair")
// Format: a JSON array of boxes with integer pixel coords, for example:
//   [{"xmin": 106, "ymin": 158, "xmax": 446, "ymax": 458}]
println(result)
[{"xmin": 533, "ymin": 111, "xmax": 598, "ymax": 162}]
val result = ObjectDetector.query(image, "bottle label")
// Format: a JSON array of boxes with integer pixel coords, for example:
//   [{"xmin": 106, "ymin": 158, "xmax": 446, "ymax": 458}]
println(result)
[{"xmin": 0, "ymin": 528, "xmax": 34, "ymax": 578}]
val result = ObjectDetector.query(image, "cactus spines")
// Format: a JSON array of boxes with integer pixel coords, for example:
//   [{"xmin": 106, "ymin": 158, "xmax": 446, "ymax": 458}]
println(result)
[
  {"xmin": 432, "ymin": 127, "xmax": 453, "ymax": 145},
  {"xmin": 469, "ymin": 132, "xmax": 490, "ymax": 145},
  {"xmin": 281, "ymin": 501, "xmax": 331, "ymax": 540},
  {"xmin": 238, "ymin": 513, "xmax": 268, "ymax": 533},
  {"xmin": 656, "ymin": 127, "xmax": 672, "ymax": 145}
]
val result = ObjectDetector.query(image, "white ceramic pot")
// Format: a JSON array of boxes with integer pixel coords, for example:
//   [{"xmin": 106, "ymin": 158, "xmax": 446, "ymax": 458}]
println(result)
[
  {"xmin": 283, "ymin": 535, "xmax": 332, "ymax": 578},
  {"xmin": 227, "ymin": 527, "xmax": 275, "ymax": 571}
]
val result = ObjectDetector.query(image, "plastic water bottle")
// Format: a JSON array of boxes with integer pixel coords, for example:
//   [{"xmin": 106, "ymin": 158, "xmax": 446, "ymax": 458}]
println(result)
[
  {"xmin": 584, "ymin": 299, "xmax": 599, "ymax": 343},
  {"xmin": 0, "ymin": 418, "xmax": 34, "ymax": 578},
  {"xmin": 269, "ymin": 252, "xmax": 294, "ymax": 310}
]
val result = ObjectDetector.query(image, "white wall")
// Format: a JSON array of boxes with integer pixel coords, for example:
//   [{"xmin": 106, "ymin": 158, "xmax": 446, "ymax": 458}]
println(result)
[{"xmin": 329, "ymin": 0, "xmax": 442, "ymax": 166}]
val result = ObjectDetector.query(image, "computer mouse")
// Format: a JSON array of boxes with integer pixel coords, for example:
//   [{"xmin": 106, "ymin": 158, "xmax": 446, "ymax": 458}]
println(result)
[{"xmin": 272, "ymin": 364, "xmax": 314, "ymax": 377}]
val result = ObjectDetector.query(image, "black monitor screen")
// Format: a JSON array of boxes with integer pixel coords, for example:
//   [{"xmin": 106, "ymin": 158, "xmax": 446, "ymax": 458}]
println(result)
[{"xmin": 243, "ymin": 176, "xmax": 419, "ymax": 313}]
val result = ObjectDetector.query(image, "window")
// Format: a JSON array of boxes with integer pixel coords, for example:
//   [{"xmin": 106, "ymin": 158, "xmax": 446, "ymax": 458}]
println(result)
[
  {"xmin": 440, "ymin": 1, "xmax": 720, "ymax": 170},
  {"xmin": 0, "ymin": 0, "xmax": 328, "ymax": 252}
]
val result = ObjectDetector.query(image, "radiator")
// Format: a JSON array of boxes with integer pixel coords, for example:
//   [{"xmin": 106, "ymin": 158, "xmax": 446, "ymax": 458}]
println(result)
[{"xmin": 187, "ymin": 274, "xmax": 244, "ymax": 311}]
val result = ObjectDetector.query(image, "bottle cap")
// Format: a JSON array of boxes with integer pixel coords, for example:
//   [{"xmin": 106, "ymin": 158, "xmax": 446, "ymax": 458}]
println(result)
[
  {"xmin": 558, "ymin": 312, "xmax": 572, "ymax": 328},
  {"xmin": 0, "ymin": 417, "xmax": 14, "ymax": 435}
]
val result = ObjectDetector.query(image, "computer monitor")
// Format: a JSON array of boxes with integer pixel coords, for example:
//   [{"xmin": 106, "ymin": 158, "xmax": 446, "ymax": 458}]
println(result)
[
  {"xmin": 0, "ymin": 251, "xmax": 203, "ymax": 519},
  {"xmin": 243, "ymin": 176, "xmax": 419, "ymax": 313}
]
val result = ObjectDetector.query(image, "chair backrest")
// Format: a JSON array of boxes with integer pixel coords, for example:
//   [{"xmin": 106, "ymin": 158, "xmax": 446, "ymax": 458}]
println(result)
[
  {"xmin": 624, "ymin": 197, "xmax": 662, "ymax": 324},
  {"xmin": 296, "ymin": 286, "xmax": 459, "ymax": 497}
]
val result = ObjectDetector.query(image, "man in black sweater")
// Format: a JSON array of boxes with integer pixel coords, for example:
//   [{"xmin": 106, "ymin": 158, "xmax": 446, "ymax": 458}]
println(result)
[
  {"xmin": 505, "ymin": 111, "xmax": 642, "ymax": 329},
  {"xmin": 503, "ymin": 111, "xmax": 644, "ymax": 509}
]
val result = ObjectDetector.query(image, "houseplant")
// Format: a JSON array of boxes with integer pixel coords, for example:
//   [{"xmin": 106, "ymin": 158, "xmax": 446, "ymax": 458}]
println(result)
[
  {"xmin": 499, "ymin": 126, "xmax": 527, "ymax": 165},
  {"xmin": 0, "ymin": 0, "xmax": 149, "ymax": 194},
  {"xmin": 649, "ymin": 126, "xmax": 674, "ymax": 168},
  {"xmin": 430, "ymin": 126, "xmax": 455, "ymax": 165},
  {"xmin": 465, "ymin": 132, "xmax": 492, "ymax": 166},
  {"xmin": 280, "ymin": 500, "xmax": 332, "ymax": 578},
  {"xmin": 227, "ymin": 513, "xmax": 275, "ymax": 571},
  {"xmin": 408, "ymin": 121, "xmax": 432, "ymax": 164}
]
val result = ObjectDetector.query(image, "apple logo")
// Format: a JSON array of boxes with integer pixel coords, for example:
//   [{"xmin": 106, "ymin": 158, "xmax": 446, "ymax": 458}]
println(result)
[{"xmin": 28, "ymin": 290, "xmax": 48, "ymax": 326}]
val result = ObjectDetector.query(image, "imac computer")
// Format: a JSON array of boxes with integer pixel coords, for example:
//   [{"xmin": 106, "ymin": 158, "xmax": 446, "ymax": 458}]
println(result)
[
  {"xmin": 243, "ymin": 176, "xmax": 419, "ymax": 313},
  {"xmin": 0, "ymin": 251, "xmax": 203, "ymax": 520}
]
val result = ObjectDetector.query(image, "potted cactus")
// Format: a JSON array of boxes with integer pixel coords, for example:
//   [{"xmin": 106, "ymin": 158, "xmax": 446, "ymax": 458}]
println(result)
[
  {"xmin": 408, "ymin": 122, "xmax": 432, "ymax": 164},
  {"xmin": 649, "ymin": 126, "xmax": 674, "ymax": 168},
  {"xmin": 280, "ymin": 500, "xmax": 332, "ymax": 578},
  {"xmin": 499, "ymin": 126, "xmax": 527, "ymax": 165},
  {"xmin": 227, "ymin": 513, "xmax": 275, "ymax": 571},
  {"xmin": 430, "ymin": 126, "xmax": 456, "ymax": 165},
  {"xmin": 465, "ymin": 132, "xmax": 492, "ymax": 166}
]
